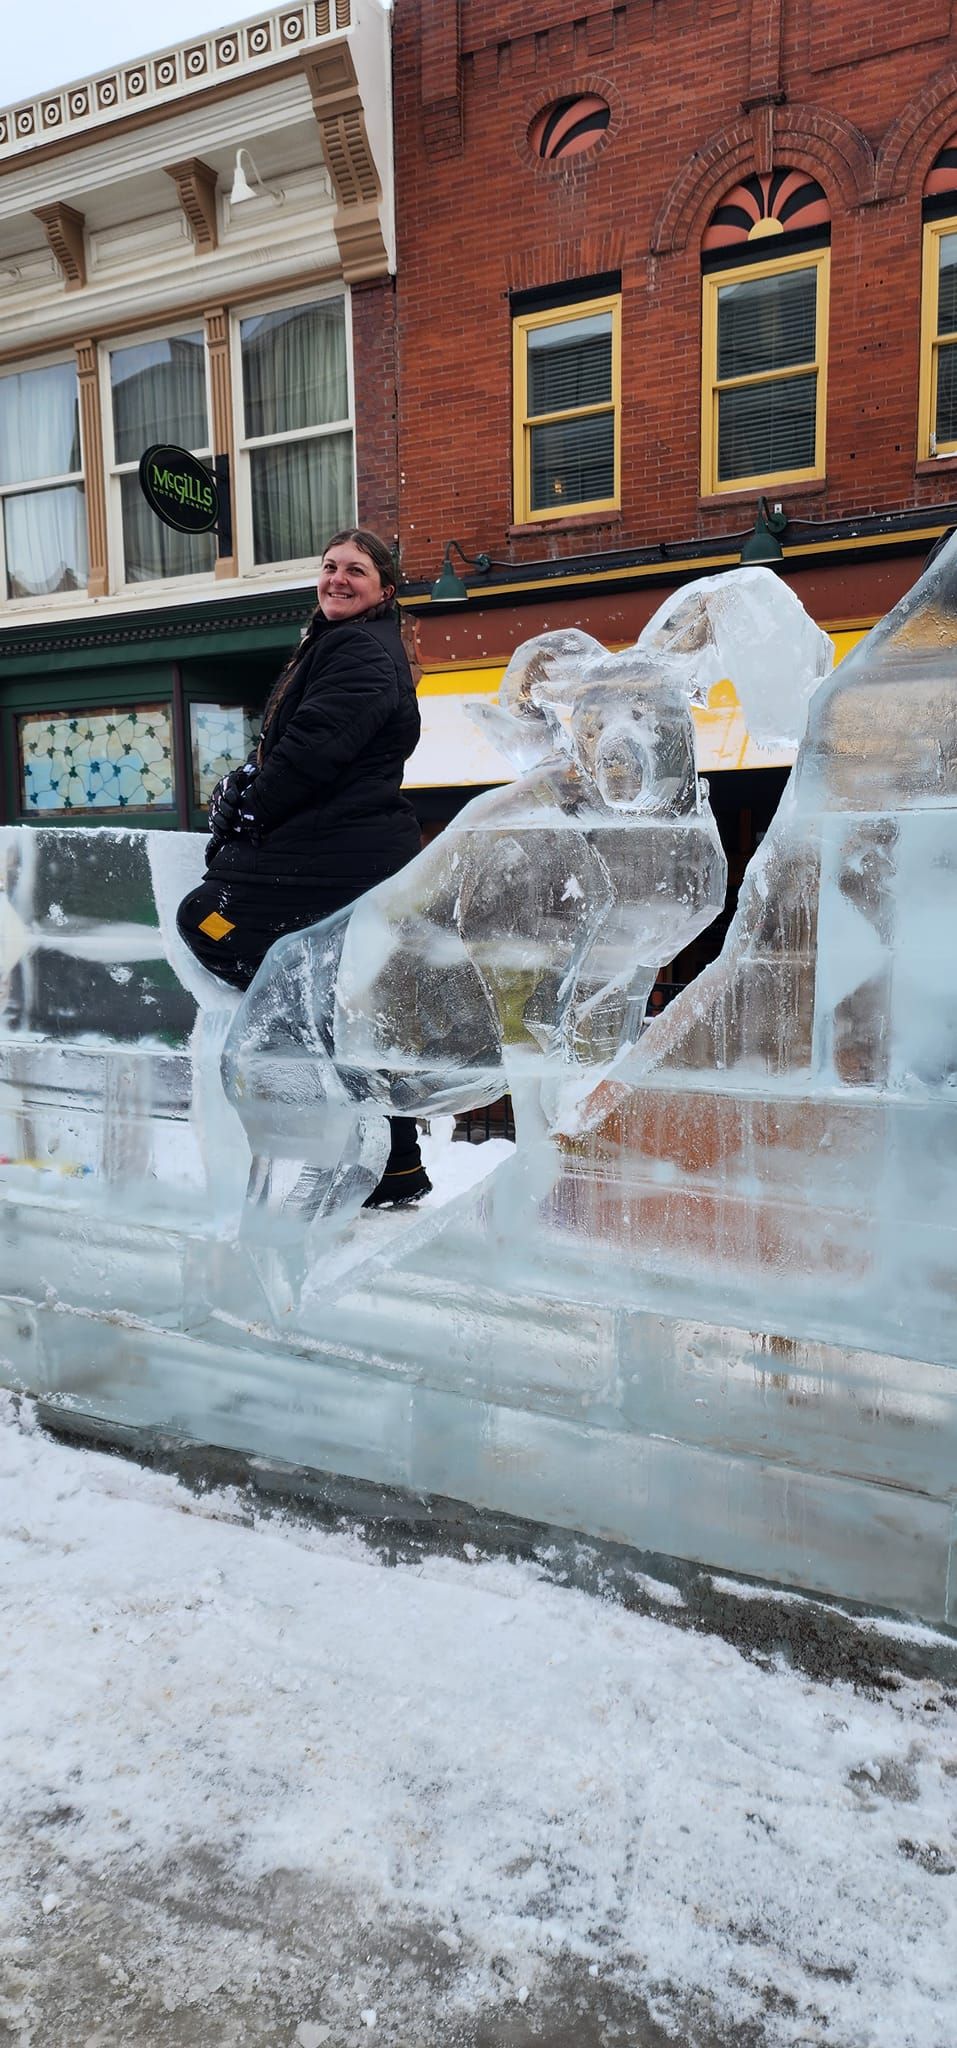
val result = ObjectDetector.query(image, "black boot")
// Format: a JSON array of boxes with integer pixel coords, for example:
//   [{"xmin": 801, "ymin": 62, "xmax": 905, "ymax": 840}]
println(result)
[{"xmin": 363, "ymin": 1116, "xmax": 432, "ymax": 1208}]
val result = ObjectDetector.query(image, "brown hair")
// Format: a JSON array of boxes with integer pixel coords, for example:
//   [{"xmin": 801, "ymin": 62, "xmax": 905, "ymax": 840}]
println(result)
[{"xmin": 259, "ymin": 527, "xmax": 399, "ymax": 744}]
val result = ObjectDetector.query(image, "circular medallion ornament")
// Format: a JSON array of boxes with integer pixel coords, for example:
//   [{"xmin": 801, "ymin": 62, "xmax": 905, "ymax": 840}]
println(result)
[
  {"xmin": 138, "ymin": 446, "xmax": 219, "ymax": 535},
  {"xmin": 528, "ymin": 94, "xmax": 610, "ymax": 161}
]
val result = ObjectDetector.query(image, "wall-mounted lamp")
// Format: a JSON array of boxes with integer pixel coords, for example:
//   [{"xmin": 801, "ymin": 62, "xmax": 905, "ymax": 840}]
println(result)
[
  {"xmin": 229, "ymin": 147, "xmax": 283, "ymax": 206},
  {"xmin": 430, "ymin": 539, "xmax": 492, "ymax": 603},
  {"xmin": 739, "ymin": 497, "xmax": 788, "ymax": 566}
]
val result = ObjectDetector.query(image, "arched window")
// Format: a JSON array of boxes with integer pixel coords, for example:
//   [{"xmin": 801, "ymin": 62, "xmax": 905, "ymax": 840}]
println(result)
[
  {"xmin": 918, "ymin": 140, "xmax": 957, "ymax": 459},
  {"xmin": 700, "ymin": 170, "xmax": 831, "ymax": 495}
]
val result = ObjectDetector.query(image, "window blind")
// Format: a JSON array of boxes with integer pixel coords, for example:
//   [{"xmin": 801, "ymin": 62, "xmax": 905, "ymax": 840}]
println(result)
[
  {"xmin": 527, "ymin": 312, "xmax": 612, "ymax": 417},
  {"xmin": 717, "ymin": 372, "xmax": 816, "ymax": 482},
  {"xmin": 935, "ymin": 341, "xmax": 957, "ymax": 444},
  {"xmin": 530, "ymin": 412, "xmax": 615, "ymax": 510},
  {"xmin": 938, "ymin": 232, "xmax": 957, "ymax": 337},
  {"xmin": 717, "ymin": 268, "xmax": 817, "ymax": 382}
]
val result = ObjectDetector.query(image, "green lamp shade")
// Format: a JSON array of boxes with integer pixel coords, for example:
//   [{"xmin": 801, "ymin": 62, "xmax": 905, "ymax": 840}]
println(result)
[
  {"xmin": 740, "ymin": 499, "xmax": 787, "ymax": 566},
  {"xmin": 430, "ymin": 560, "xmax": 470, "ymax": 603}
]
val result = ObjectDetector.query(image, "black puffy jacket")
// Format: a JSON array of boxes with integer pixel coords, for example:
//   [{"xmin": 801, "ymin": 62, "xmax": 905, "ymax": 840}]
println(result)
[{"xmin": 209, "ymin": 609, "xmax": 422, "ymax": 886}]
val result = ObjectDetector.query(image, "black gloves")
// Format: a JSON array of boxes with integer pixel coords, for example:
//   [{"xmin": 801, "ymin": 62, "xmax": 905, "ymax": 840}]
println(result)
[{"xmin": 205, "ymin": 761, "xmax": 262, "ymax": 863}]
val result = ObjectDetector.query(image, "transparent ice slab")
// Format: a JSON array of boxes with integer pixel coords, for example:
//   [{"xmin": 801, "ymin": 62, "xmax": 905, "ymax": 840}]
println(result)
[{"xmin": 1, "ymin": 562, "xmax": 955, "ymax": 1622}]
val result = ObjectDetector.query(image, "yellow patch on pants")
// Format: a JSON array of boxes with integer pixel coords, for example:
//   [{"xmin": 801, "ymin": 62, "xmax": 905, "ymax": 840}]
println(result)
[{"xmin": 198, "ymin": 910, "xmax": 235, "ymax": 941}]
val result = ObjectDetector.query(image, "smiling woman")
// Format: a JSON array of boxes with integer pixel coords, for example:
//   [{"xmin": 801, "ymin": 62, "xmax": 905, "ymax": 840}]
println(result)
[{"xmin": 175, "ymin": 525, "xmax": 433, "ymax": 1206}]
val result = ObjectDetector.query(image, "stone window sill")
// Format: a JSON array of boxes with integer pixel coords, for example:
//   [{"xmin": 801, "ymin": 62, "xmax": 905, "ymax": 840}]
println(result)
[
  {"xmin": 507, "ymin": 510, "xmax": 623, "ymax": 538},
  {"xmin": 698, "ymin": 477, "xmax": 827, "ymax": 513}
]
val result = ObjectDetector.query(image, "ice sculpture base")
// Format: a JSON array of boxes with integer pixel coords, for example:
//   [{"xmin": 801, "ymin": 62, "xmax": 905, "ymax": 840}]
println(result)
[{"xmin": 2, "ymin": 1251, "xmax": 952, "ymax": 1625}]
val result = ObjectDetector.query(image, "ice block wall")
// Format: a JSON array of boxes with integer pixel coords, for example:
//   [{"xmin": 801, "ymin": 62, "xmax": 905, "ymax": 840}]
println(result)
[
  {"xmin": 555, "ymin": 556, "xmax": 957, "ymax": 1371},
  {"xmin": 0, "ymin": 562, "xmax": 954, "ymax": 1623}
]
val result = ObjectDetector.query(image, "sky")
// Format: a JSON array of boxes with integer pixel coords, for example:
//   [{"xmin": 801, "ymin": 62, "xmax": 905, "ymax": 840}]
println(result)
[{"xmin": 3, "ymin": 0, "xmax": 264, "ymax": 106}]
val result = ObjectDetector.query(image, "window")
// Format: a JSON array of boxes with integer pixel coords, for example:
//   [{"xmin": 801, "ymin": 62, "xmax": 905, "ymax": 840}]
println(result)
[
  {"xmin": 0, "ymin": 360, "xmax": 88, "ymax": 600},
  {"xmin": 701, "ymin": 248, "xmax": 829, "ymax": 493},
  {"xmin": 237, "ymin": 296, "xmax": 354, "ymax": 566},
  {"xmin": 512, "ymin": 293, "xmax": 621, "ymax": 522},
  {"xmin": 107, "ymin": 330, "xmax": 215, "ymax": 583},
  {"xmin": 18, "ymin": 702, "xmax": 174, "ymax": 814},
  {"xmin": 919, "ymin": 217, "xmax": 957, "ymax": 458},
  {"xmin": 189, "ymin": 701, "xmax": 260, "ymax": 808}
]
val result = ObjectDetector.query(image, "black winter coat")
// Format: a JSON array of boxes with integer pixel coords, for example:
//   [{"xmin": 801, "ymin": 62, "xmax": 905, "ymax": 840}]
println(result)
[{"xmin": 207, "ymin": 610, "xmax": 422, "ymax": 898}]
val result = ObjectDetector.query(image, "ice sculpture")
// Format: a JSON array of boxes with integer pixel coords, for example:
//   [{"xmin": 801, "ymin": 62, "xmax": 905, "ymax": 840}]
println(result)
[
  {"xmin": 0, "ymin": 560, "xmax": 954, "ymax": 1625},
  {"xmin": 222, "ymin": 623, "xmax": 729, "ymax": 1231}
]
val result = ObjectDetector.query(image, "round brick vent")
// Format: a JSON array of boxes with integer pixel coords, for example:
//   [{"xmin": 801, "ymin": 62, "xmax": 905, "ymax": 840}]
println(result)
[{"xmin": 528, "ymin": 94, "xmax": 610, "ymax": 161}]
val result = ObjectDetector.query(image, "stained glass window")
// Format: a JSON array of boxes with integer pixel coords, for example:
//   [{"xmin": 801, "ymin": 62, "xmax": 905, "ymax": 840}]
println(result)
[
  {"xmin": 189, "ymin": 702, "xmax": 260, "ymax": 809},
  {"xmin": 18, "ymin": 704, "xmax": 174, "ymax": 813}
]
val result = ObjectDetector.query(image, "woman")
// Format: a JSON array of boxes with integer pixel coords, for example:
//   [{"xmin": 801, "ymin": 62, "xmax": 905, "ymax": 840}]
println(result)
[{"xmin": 177, "ymin": 527, "xmax": 430, "ymax": 1206}]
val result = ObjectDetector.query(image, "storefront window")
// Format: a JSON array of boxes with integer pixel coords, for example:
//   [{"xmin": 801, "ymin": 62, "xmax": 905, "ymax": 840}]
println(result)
[
  {"xmin": 109, "ymin": 334, "xmax": 215, "ymax": 582},
  {"xmin": 239, "ymin": 298, "xmax": 353, "ymax": 564},
  {"xmin": 18, "ymin": 704, "xmax": 174, "ymax": 812},
  {"xmin": 189, "ymin": 701, "xmax": 260, "ymax": 808},
  {"xmin": 0, "ymin": 361, "xmax": 88, "ymax": 599}
]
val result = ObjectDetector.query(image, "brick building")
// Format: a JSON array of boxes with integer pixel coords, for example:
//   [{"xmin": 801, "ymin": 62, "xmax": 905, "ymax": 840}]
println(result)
[{"xmin": 393, "ymin": 0, "xmax": 957, "ymax": 899}]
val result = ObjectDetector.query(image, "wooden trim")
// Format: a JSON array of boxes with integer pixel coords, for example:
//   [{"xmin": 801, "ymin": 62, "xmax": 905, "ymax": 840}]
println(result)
[
  {"xmin": 170, "ymin": 662, "xmax": 192, "ymax": 828},
  {"xmin": 165, "ymin": 157, "xmax": 219, "ymax": 253},
  {"xmin": 305, "ymin": 45, "xmax": 389, "ymax": 281},
  {"xmin": 75, "ymin": 337, "xmax": 109, "ymax": 597},
  {"xmin": 33, "ymin": 202, "xmax": 86, "ymax": 288},
  {"xmin": 0, "ymin": 53, "xmax": 321, "ymax": 174},
  {"xmin": 918, "ymin": 214, "xmax": 957, "ymax": 460},
  {"xmin": 204, "ymin": 305, "xmax": 238, "ymax": 578},
  {"xmin": 512, "ymin": 293, "xmax": 621, "ymax": 523},
  {"xmin": 0, "ymin": 261, "xmax": 344, "ymax": 368},
  {"xmin": 700, "ymin": 246, "xmax": 830, "ymax": 495}
]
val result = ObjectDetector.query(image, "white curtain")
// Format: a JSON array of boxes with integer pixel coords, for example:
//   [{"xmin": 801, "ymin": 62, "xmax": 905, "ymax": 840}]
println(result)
[
  {"xmin": 250, "ymin": 436, "xmax": 352, "ymax": 566},
  {"xmin": 110, "ymin": 335, "xmax": 213, "ymax": 582},
  {"xmin": 242, "ymin": 302, "xmax": 352, "ymax": 563},
  {"xmin": 0, "ymin": 362, "xmax": 87, "ymax": 597}
]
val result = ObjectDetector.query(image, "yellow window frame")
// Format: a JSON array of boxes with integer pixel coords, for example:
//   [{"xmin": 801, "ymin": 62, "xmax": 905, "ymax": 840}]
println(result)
[
  {"xmin": 918, "ymin": 215, "xmax": 957, "ymax": 459},
  {"xmin": 700, "ymin": 246, "xmax": 830, "ymax": 495},
  {"xmin": 512, "ymin": 293, "xmax": 621, "ymax": 523}
]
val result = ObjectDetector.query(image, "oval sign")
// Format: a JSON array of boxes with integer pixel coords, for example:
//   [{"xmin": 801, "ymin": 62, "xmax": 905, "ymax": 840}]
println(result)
[{"xmin": 138, "ymin": 444, "xmax": 219, "ymax": 534}]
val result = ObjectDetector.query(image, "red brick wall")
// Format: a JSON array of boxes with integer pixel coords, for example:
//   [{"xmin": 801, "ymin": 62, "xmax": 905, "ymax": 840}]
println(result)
[
  {"xmin": 352, "ymin": 277, "xmax": 399, "ymax": 543},
  {"xmin": 392, "ymin": 0, "xmax": 957, "ymax": 581}
]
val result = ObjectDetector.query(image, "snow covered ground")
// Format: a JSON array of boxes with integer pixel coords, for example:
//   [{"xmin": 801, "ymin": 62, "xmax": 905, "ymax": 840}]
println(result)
[{"xmin": 1, "ymin": 1398, "xmax": 955, "ymax": 2048}]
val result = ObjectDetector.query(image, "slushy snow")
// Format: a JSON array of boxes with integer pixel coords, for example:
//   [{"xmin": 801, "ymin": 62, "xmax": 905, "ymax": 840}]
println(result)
[{"xmin": 0, "ymin": 1397, "xmax": 954, "ymax": 2046}]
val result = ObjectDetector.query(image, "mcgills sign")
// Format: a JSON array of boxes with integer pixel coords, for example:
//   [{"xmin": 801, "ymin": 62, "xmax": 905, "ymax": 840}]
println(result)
[{"xmin": 138, "ymin": 444, "xmax": 219, "ymax": 534}]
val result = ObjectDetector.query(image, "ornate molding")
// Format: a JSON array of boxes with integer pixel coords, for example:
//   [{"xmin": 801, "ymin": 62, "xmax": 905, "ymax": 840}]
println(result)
[
  {"xmin": 877, "ymin": 64, "xmax": 957, "ymax": 201},
  {"xmin": 0, "ymin": 5, "xmax": 350, "ymax": 167},
  {"xmin": 652, "ymin": 105, "xmax": 875, "ymax": 257},
  {"xmin": 305, "ymin": 45, "xmax": 388, "ymax": 280},
  {"xmin": 0, "ymin": 593, "xmax": 315, "ymax": 661},
  {"xmin": 165, "ymin": 157, "xmax": 219, "ymax": 251},
  {"xmin": 33, "ymin": 201, "xmax": 86, "ymax": 286},
  {"xmin": 204, "ymin": 307, "xmax": 237, "ymax": 579},
  {"xmin": 74, "ymin": 338, "xmax": 109, "ymax": 598}
]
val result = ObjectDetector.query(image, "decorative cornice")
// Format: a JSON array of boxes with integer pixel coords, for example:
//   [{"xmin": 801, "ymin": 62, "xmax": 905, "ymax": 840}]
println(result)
[
  {"xmin": 305, "ymin": 44, "xmax": 388, "ymax": 280},
  {"xmin": 0, "ymin": 590, "xmax": 315, "ymax": 661},
  {"xmin": 33, "ymin": 200, "xmax": 86, "ymax": 285},
  {"xmin": 651, "ymin": 104, "xmax": 875, "ymax": 257},
  {"xmin": 165, "ymin": 157, "xmax": 219, "ymax": 251},
  {"xmin": 0, "ymin": 3, "xmax": 351, "ymax": 168}
]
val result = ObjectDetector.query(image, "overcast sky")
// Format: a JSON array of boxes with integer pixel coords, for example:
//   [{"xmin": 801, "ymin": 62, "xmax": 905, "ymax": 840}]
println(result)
[{"xmin": 3, "ymin": 0, "xmax": 262, "ymax": 104}]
